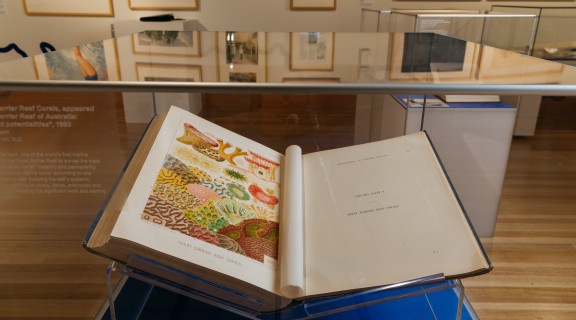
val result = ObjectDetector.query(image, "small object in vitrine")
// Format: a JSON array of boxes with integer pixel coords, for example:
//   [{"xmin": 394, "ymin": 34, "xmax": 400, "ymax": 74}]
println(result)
[{"xmin": 140, "ymin": 14, "xmax": 176, "ymax": 22}]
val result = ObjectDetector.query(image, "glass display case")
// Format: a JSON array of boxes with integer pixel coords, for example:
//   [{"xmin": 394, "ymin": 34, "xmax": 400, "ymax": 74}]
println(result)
[
  {"xmin": 1, "ymin": 30, "xmax": 576, "ymax": 319},
  {"xmin": 360, "ymin": 8, "xmax": 538, "ymax": 54},
  {"xmin": 360, "ymin": 8, "xmax": 392, "ymax": 32},
  {"xmin": 492, "ymin": 5, "xmax": 576, "ymax": 65}
]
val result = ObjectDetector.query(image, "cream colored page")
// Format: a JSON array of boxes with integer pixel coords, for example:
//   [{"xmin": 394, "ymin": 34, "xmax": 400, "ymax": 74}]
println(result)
[
  {"xmin": 302, "ymin": 132, "xmax": 488, "ymax": 296},
  {"xmin": 279, "ymin": 145, "xmax": 305, "ymax": 298},
  {"xmin": 112, "ymin": 106, "xmax": 284, "ymax": 294}
]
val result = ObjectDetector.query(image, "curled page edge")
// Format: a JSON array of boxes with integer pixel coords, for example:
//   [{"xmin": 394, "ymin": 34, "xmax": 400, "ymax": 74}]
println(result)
[{"xmin": 279, "ymin": 145, "xmax": 305, "ymax": 299}]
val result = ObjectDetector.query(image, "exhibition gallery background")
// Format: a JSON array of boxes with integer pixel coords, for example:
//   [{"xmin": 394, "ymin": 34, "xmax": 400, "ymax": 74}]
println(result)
[{"xmin": 0, "ymin": 0, "xmax": 571, "ymax": 63}]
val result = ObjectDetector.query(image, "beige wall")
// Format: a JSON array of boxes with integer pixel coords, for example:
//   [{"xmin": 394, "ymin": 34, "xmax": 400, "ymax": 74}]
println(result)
[{"xmin": 0, "ymin": 0, "xmax": 572, "ymax": 62}]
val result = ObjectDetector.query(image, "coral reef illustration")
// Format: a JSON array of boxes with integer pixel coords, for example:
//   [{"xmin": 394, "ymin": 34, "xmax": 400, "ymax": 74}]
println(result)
[{"xmin": 141, "ymin": 122, "xmax": 281, "ymax": 263}]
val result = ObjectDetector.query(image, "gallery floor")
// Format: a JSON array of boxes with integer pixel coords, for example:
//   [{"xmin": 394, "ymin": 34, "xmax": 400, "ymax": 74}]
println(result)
[
  {"xmin": 0, "ymin": 93, "xmax": 574, "ymax": 319},
  {"xmin": 462, "ymin": 96, "xmax": 576, "ymax": 320}
]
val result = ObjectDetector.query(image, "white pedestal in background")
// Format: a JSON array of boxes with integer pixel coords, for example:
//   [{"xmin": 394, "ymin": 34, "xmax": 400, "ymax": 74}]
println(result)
[{"xmin": 370, "ymin": 95, "xmax": 517, "ymax": 237}]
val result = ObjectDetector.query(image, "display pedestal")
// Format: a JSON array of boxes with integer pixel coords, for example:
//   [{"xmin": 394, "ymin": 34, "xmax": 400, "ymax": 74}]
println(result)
[
  {"xmin": 370, "ymin": 94, "xmax": 516, "ymax": 237},
  {"xmin": 95, "ymin": 258, "xmax": 478, "ymax": 319}
]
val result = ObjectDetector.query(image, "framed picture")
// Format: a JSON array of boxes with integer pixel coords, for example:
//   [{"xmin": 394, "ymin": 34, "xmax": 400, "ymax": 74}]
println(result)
[
  {"xmin": 129, "ymin": 0, "xmax": 198, "ymax": 10},
  {"xmin": 34, "ymin": 39, "xmax": 120, "ymax": 81},
  {"xmin": 290, "ymin": 32, "xmax": 335, "ymax": 71},
  {"xmin": 388, "ymin": 33, "xmax": 478, "ymax": 81},
  {"xmin": 132, "ymin": 31, "xmax": 201, "ymax": 57},
  {"xmin": 230, "ymin": 72, "xmax": 257, "ymax": 83},
  {"xmin": 136, "ymin": 63, "xmax": 203, "ymax": 82},
  {"xmin": 290, "ymin": 0, "xmax": 336, "ymax": 10},
  {"xmin": 23, "ymin": 0, "xmax": 114, "ymax": 16},
  {"xmin": 218, "ymin": 32, "xmax": 267, "ymax": 82},
  {"xmin": 282, "ymin": 77, "xmax": 340, "ymax": 83}
]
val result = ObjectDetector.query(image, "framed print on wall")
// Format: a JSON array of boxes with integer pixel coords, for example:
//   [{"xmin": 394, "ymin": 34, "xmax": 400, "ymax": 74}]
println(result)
[
  {"xmin": 229, "ymin": 72, "xmax": 257, "ymax": 83},
  {"xmin": 129, "ymin": 0, "xmax": 199, "ymax": 10},
  {"xmin": 34, "ymin": 39, "xmax": 120, "ymax": 81},
  {"xmin": 132, "ymin": 31, "xmax": 201, "ymax": 57},
  {"xmin": 23, "ymin": 0, "xmax": 114, "ymax": 17},
  {"xmin": 136, "ymin": 63, "xmax": 203, "ymax": 82},
  {"xmin": 218, "ymin": 31, "xmax": 267, "ymax": 82},
  {"xmin": 290, "ymin": 32, "xmax": 335, "ymax": 71},
  {"xmin": 290, "ymin": 0, "xmax": 336, "ymax": 10}
]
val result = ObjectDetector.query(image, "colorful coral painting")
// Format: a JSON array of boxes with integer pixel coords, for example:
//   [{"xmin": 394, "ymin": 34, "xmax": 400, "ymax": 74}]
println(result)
[
  {"xmin": 140, "ymin": 121, "xmax": 282, "ymax": 263},
  {"xmin": 35, "ymin": 39, "xmax": 120, "ymax": 81},
  {"xmin": 44, "ymin": 42, "xmax": 108, "ymax": 80}
]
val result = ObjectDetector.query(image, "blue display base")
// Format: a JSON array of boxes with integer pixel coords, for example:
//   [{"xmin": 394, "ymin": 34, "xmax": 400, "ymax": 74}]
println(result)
[{"xmin": 98, "ymin": 276, "xmax": 477, "ymax": 320}]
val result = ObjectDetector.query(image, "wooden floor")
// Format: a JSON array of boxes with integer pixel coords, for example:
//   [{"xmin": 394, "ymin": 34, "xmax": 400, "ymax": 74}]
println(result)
[
  {"xmin": 0, "ymin": 93, "xmax": 575, "ymax": 319},
  {"xmin": 462, "ymin": 96, "xmax": 576, "ymax": 320}
]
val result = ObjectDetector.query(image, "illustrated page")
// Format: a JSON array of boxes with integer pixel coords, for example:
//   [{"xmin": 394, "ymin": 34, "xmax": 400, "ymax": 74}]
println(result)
[
  {"xmin": 112, "ymin": 106, "xmax": 284, "ymax": 294},
  {"xmin": 302, "ymin": 132, "xmax": 489, "ymax": 296}
]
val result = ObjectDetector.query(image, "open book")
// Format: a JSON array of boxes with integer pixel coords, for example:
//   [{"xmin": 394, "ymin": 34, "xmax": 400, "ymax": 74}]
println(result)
[{"xmin": 84, "ymin": 106, "xmax": 492, "ymax": 311}]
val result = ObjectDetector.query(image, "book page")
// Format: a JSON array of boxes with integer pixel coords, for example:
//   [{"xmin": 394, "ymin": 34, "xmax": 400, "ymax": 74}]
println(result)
[
  {"xmin": 302, "ymin": 132, "xmax": 489, "ymax": 296},
  {"xmin": 112, "ymin": 106, "xmax": 284, "ymax": 294},
  {"xmin": 279, "ymin": 145, "xmax": 305, "ymax": 298}
]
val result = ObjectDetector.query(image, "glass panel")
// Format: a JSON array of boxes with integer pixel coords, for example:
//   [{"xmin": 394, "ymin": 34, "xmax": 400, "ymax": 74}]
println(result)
[
  {"xmin": 490, "ymin": 5, "xmax": 542, "ymax": 15},
  {"xmin": 0, "ymin": 90, "xmax": 154, "ymax": 318},
  {"xmin": 481, "ymin": 14, "xmax": 537, "ymax": 54},
  {"xmin": 2, "ymin": 30, "xmax": 576, "ymax": 87},
  {"xmin": 360, "ymin": 9, "xmax": 391, "ymax": 33},
  {"xmin": 532, "ymin": 8, "xmax": 576, "ymax": 62},
  {"xmin": 388, "ymin": 13, "xmax": 417, "ymax": 33},
  {"xmin": 1, "ymin": 29, "xmax": 575, "ymax": 318}
]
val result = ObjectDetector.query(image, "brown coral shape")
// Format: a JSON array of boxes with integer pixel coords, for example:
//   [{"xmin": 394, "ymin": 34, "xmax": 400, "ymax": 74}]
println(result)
[
  {"xmin": 188, "ymin": 223, "xmax": 220, "ymax": 246},
  {"xmin": 141, "ymin": 195, "xmax": 189, "ymax": 235},
  {"xmin": 216, "ymin": 219, "xmax": 279, "ymax": 262},
  {"xmin": 236, "ymin": 238, "xmax": 278, "ymax": 262}
]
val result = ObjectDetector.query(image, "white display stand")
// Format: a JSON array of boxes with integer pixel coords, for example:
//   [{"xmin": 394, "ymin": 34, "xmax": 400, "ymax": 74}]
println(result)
[
  {"xmin": 501, "ymin": 95, "xmax": 542, "ymax": 136},
  {"xmin": 111, "ymin": 20, "xmax": 206, "ymax": 123},
  {"xmin": 370, "ymin": 95, "xmax": 517, "ymax": 237}
]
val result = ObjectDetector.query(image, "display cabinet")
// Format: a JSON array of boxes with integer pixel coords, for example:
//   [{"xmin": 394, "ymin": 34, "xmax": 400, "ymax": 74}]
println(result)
[
  {"xmin": 360, "ymin": 8, "xmax": 392, "ymax": 32},
  {"xmin": 360, "ymin": 8, "xmax": 538, "ymax": 54},
  {"xmin": 372, "ymin": 94, "xmax": 516, "ymax": 236},
  {"xmin": 1, "ymin": 30, "xmax": 576, "ymax": 318},
  {"xmin": 492, "ymin": 5, "xmax": 576, "ymax": 66}
]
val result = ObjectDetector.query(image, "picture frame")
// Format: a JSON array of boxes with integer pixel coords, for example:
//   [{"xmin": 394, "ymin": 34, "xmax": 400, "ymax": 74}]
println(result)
[
  {"xmin": 290, "ymin": 32, "xmax": 335, "ymax": 71},
  {"xmin": 290, "ymin": 0, "xmax": 336, "ymax": 10},
  {"xmin": 129, "ymin": 0, "xmax": 199, "ymax": 10},
  {"xmin": 23, "ymin": 0, "xmax": 114, "ymax": 17},
  {"xmin": 34, "ymin": 39, "xmax": 120, "ymax": 81},
  {"xmin": 136, "ymin": 63, "xmax": 203, "ymax": 82},
  {"xmin": 218, "ymin": 32, "xmax": 267, "ymax": 82},
  {"xmin": 132, "ymin": 31, "xmax": 201, "ymax": 57},
  {"xmin": 229, "ymin": 72, "xmax": 257, "ymax": 83},
  {"xmin": 388, "ymin": 33, "xmax": 478, "ymax": 81}
]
